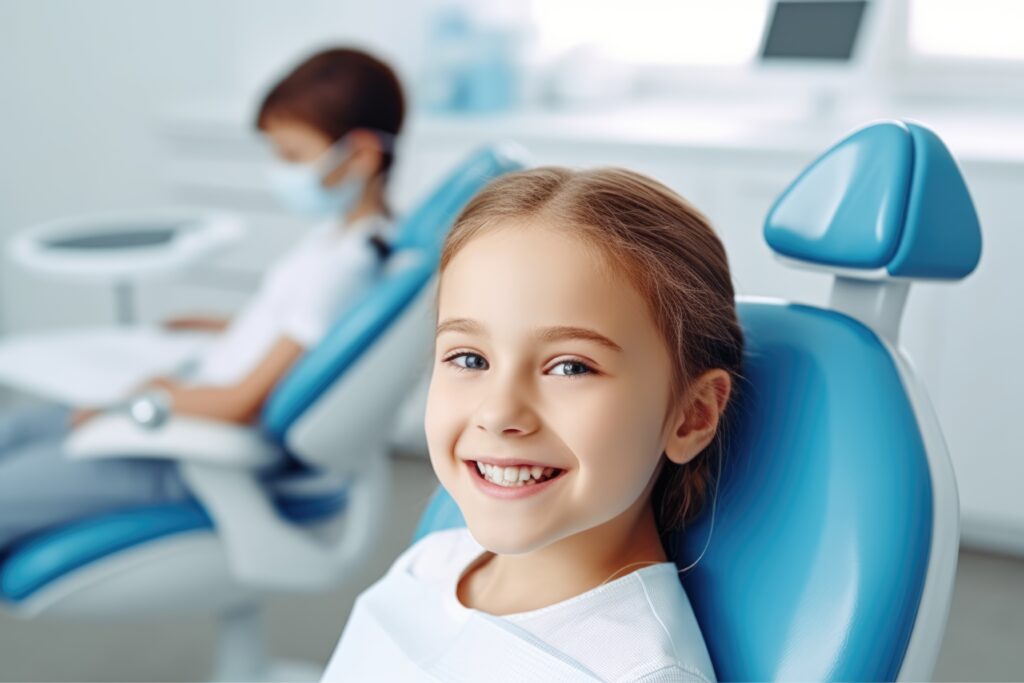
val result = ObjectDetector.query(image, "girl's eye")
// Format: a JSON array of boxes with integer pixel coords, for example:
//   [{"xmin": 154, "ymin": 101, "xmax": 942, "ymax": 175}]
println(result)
[
  {"xmin": 548, "ymin": 360, "xmax": 594, "ymax": 377},
  {"xmin": 445, "ymin": 352, "xmax": 489, "ymax": 371}
]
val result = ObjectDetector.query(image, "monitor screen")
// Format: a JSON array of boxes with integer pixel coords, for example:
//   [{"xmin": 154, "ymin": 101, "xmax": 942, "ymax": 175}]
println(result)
[
  {"xmin": 43, "ymin": 224, "xmax": 187, "ymax": 250},
  {"xmin": 761, "ymin": 1, "xmax": 869, "ymax": 61}
]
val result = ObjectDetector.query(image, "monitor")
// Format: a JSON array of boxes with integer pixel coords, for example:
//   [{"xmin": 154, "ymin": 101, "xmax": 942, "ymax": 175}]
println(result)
[
  {"xmin": 755, "ymin": 0, "xmax": 878, "ymax": 119},
  {"xmin": 761, "ymin": 1, "xmax": 869, "ymax": 62}
]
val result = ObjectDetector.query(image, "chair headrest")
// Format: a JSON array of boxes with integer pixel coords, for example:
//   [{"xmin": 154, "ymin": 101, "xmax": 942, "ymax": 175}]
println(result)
[{"xmin": 765, "ymin": 120, "xmax": 981, "ymax": 280}]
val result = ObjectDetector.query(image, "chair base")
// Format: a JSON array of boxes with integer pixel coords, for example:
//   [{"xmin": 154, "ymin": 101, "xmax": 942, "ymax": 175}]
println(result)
[{"xmin": 214, "ymin": 603, "xmax": 321, "ymax": 682}]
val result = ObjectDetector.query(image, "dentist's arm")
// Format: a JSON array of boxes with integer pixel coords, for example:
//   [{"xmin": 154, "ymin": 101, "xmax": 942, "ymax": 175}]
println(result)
[
  {"xmin": 143, "ymin": 336, "xmax": 305, "ymax": 424},
  {"xmin": 163, "ymin": 315, "xmax": 231, "ymax": 332}
]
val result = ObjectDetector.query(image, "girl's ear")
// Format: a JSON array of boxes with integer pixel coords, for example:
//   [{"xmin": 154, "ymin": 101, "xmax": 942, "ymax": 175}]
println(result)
[{"xmin": 663, "ymin": 369, "xmax": 732, "ymax": 466}]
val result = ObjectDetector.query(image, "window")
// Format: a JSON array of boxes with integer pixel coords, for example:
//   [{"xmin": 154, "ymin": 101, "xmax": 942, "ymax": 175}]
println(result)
[
  {"xmin": 909, "ymin": 0, "xmax": 1024, "ymax": 62},
  {"xmin": 531, "ymin": 0, "xmax": 770, "ymax": 65}
]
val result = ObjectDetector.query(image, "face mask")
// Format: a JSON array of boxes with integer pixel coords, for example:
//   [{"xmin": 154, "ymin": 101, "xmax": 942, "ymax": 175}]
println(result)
[
  {"xmin": 266, "ymin": 130, "xmax": 393, "ymax": 218},
  {"xmin": 267, "ymin": 159, "xmax": 364, "ymax": 218}
]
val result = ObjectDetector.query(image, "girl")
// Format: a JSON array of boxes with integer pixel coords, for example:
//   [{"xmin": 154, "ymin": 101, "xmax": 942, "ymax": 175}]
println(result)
[
  {"xmin": 0, "ymin": 48, "xmax": 404, "ymax": 549},
  {"xmin": 323, "ymin": 167, "xmax": 744, "ymax": 681}
]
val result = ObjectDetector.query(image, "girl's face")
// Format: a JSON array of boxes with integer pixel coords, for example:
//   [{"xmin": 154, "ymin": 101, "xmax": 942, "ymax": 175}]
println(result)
[{"xmin": 425, "ymin": 222, "xmax": 678, "ymax": 554}]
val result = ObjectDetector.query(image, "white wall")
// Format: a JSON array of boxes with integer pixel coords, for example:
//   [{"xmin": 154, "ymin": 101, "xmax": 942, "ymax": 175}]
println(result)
[
  {"xmin": 0, "ymin": 1, "xmax": 232, "ymax": 330},
  {"xmin": 0, "ymin": 0, "xmax": 429, "ymax": 333}
]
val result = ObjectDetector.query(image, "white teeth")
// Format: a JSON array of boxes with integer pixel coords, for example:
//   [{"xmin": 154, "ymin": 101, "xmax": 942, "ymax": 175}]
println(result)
[{"xmin": 475, "ymin": 462, "xmax": 562, "ymax": 488}]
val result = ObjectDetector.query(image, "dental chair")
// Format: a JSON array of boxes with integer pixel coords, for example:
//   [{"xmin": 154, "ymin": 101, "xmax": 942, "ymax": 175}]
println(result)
[
  {"xmin": 0, "ymin": 145, "xmax": 526, "ymax": 680},
  {"xmin": 414, "ymin": 121, "xmax": 980, "ymax": 681}
]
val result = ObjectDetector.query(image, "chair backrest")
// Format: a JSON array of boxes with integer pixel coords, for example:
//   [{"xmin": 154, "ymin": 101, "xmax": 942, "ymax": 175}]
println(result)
[
  {"xmin": 412, "ymin": 121, "xmax": 980, "ymax": 681},
  {"xmin": 260, "ymin": 144, "xmax": 527, "ymax": 472}
]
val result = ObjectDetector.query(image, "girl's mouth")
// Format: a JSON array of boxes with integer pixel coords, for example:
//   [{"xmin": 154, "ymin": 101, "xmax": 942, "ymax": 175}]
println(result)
[{"xmin": 468, "ymin": 462, "xmax": 565, "ymax": 489}]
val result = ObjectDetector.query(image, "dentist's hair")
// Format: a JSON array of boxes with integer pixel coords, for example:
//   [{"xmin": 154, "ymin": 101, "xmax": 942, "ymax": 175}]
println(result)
[
  {"xmin": 440, "ymin": 167, "xmax": 745, "ymax": 534},
  {"xmin": 255, "ymin": 47, "xmax": 405, "ymax": 174}
]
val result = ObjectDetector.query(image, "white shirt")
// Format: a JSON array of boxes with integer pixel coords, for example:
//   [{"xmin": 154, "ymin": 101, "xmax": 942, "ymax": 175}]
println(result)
[
  {"xmin": 323, "ymin": 528, "xmax": 717, "ymax": 683},
  {"xmin": 190, "ymin": 214, "xmax": 393, "ymax": 386}
]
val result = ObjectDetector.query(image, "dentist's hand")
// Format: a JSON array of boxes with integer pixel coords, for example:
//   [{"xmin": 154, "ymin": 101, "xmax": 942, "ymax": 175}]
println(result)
[
  {"xmin": 162, "ymin": 315, "xmax": 229, "ymax": 332},
  {"xmin": 69, "ymin": 407, "xmax": 102, "ymax": 429},
  {"xmin": 139, "ymin": 376, "xmax": 177, "ymax": 392}
]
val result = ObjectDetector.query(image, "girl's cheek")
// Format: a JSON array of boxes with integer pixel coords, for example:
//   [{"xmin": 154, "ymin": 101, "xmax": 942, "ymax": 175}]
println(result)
[{"xmin": 425, "ymin": 380, "xmax": 466, "ymax": 458}]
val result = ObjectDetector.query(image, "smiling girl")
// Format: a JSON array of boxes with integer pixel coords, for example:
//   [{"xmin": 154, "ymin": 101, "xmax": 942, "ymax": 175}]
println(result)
[{"xmin": 323, "ymin": 167, "xmax": 745, "ymax": 682}]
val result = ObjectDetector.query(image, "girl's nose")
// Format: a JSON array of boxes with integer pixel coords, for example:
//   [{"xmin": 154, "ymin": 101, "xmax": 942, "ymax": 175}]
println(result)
[{"xmin": 473, "ymin": 378, "xmax": 540, "ymax": 437}]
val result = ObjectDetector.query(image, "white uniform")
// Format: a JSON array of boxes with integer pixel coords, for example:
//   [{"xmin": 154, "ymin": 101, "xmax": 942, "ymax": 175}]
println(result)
[
  {"xmin": 192, "ymin": 214, "xmax": 394, "ymax": 385},
  {"xmin": 323, "ymin": 528, "xmax": 717, "ymax": 683}
]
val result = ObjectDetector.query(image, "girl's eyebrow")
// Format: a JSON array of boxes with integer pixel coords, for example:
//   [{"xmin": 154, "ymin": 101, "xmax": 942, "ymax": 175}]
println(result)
[
  {"xmin": 436, "ymin": 317, "xmax": 484, "ymax": 338},
  {"xmin": 435, "ymin": 318, "xmax": 622, "ymax": 353},
  {"xmin": 537, "ymin": 326, "xmax": 623, "ymax": 353}
]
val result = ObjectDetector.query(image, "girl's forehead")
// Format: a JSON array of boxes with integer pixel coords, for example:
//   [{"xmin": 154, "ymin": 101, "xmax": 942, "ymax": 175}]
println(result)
[{"xmin": 437, "ymin": 224, "xmax": 652, "ymax": 341}]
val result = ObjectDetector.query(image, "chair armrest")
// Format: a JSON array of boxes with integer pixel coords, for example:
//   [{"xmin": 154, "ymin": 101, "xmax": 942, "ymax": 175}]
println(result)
[
  {"xmin": 65, "ymin": 413, "xmax": 280, "ymax": 469},
  {"xmin": 177, "ymin": 448, "xmax": 390, "ymax": 590}
]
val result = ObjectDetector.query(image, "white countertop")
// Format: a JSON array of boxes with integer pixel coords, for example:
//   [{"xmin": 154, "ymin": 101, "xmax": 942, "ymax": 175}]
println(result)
[{"xmin": 163, "ymin": 97, "xmax": 1024, "ymax": 169}]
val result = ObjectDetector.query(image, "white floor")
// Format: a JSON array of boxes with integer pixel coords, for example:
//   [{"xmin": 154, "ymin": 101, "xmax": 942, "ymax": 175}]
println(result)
[{"xmin": 1, "ymin": 453, "xmax": 1022, "ymax": 681}]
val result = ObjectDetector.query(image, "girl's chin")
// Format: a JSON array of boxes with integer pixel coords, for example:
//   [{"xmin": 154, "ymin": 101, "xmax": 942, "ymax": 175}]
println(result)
[{"xmin": 464, "ymin": 521, "xmax": 554, "ymax": 556}]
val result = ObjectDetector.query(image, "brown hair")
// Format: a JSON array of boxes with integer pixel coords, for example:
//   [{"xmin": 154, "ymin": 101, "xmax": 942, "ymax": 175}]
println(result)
[
  {"xmin": 439, "ymin": 167, "xmax": 745, "ymax": 534},
  {"xmin": 255, "ymin": 47, "xmax": 405, "ymax": 175}
]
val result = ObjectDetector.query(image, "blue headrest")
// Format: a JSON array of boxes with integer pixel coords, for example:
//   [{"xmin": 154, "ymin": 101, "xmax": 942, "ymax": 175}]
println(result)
[
  {"xmin": 261, "ymin": 255, "xmax": 434, "ymax": 441},
  {"xmin": 391, "ymin": 143, "xmax": 529, "ymax": 256},
  {"xmin": 765, "ymin": 120, "xmax": 981, "ymax": 279},
  {"xmin": 411, "ymin": 301, "xmax": 933, "ymax": 681},
  {"xmin": 261, "ymin": 144, "xmax": 527, "ymax": 441}
]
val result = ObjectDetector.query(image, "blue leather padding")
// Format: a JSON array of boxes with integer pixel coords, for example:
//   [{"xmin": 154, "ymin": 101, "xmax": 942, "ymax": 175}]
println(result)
[
  {"xmin": 261, "ymin": 146, "xmax": 526, "ymax": 442},
  {"xmin": 261, "ymin": 256, "xmax": 433, "ymax": 441},
  {"xmin": 765, "ymin": 121, "xmax": 914, "ymax": 269},
  {"xmin": 390, "ymin": 146, "xmax": 526, "ymax": 255},
  {"xmin": 0, "ymin": 489, "xmax": 347, "ymax": 603},
  {"xmin": 765, "ymin": 120, "xmax": 981, "ymax": 280},
  {"xmin": 887, "ymin": 123, "xmax": 982, "ymax": 279},
  {"xmin": 410, "ymin": 301, "xmax": 933, "ymax": 682}
]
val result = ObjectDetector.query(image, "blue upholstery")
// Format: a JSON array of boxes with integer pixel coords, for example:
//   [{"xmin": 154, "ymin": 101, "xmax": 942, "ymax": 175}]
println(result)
[
  {"xmin": 675, "ymin": 302, "xmax": 931, "ymax": 681},
  {"xmin": 0, "ymin": 145, "xmax": 526, "ymax": 604},
  {"xmin": 765, "ymin": 120, "xmax": 981, "ymax": 278},
  {"xmin": 262, "ymin": 255, "xmax": 434, "ymax": 441},
  {"xmin": 263, "ymin": 145, "xmax": 526, "ymax": 441},
  {"xmin": 390, "ymin": 144, "xmax": 526, "ymax": 256},
  {"xmin": 411, "ymin": 300, "xmax": 933, "ymax": 682},
  {"xmin": 0, "ymin": 489, "xmax": 346, "ymax": 603}
]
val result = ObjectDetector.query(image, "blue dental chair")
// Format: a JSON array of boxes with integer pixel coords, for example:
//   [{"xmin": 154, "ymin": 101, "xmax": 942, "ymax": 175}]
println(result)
[
  {"xmin": 0, "ymin": 145, "xmax": 526, "ymax": 680},
  {"xmin": 413, "ymin": 121, "xmax": 980, "ymax": 681}
]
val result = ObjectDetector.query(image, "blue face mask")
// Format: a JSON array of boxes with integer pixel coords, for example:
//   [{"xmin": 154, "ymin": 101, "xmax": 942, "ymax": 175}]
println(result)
[
  {"xmin": 267, "ymin": 161, "xmax": 363, "ymax": 217},
  {"xmin": 266, "ymin": 131, "xmax": 393, "ymax": 218}
]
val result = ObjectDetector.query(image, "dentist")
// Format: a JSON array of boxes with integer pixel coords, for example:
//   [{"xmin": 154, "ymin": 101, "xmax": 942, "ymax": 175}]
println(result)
[{"xmin": 0, "ymin": 47, "xmax": 406, "ymax": 550}]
